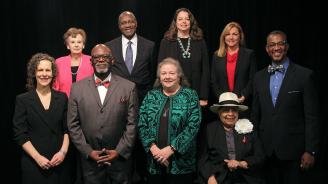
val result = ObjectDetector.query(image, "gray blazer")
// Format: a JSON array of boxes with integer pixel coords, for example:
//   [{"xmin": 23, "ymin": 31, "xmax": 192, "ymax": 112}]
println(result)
[{"xmin": 67, "ymin": 74, "xmax": 139, "ymax": 170}]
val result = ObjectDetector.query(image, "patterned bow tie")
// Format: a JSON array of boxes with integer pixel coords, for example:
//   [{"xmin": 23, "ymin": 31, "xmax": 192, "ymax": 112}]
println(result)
[
  {"xmin": 95, "ymin": 79, "xmax": 110, "ymax": 87},
  {"xmin": 268, "ymin": 65, "xmax": 285, "ymax": 74}
]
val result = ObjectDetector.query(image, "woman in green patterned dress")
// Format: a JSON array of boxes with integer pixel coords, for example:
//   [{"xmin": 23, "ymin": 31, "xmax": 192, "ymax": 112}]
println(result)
[{"xmin": 138, "ymin": 57, "xmax": 202, "ymax": 184}]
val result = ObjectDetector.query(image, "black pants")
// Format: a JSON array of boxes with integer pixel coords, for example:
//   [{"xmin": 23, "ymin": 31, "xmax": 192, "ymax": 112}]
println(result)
[
  {"xmin": 147, "ymin": 167, "xmax": 193, "ymax": 184},
  {"xmin": 133, "ymin": 139, "xmax": 148, "ymax": 182},
  {"xmin": 264, "ymin": 152, "xmax": 305, "ymax": 184},
  {"xmin": 67, "ymin": 139, "xmax": 84, "ymax": 184},
  {"xmin": 222, "ymin": 171, "xmax": 247, "ymax": 184}
]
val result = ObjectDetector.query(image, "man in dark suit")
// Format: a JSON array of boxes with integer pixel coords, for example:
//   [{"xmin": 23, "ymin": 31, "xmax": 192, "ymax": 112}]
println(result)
[
  {"xmin": 104, "ymin": 11, "xmax": 156, "ymax": 183},
  {"xmin": 251, "ymin": 31, "xmax": 320, "ymax": 184},
  {"xmin": 67, "ymin": 44, "xmax": 138, "ymax": 184},
  {"xmin": 104, "ymin": 11, "xmax": 157, "ymax": 106}
]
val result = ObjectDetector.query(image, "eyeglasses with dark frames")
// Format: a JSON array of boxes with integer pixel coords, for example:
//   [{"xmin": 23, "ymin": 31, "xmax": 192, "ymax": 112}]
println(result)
[
  {"xmin": 91, "ymin": 54, "xmax": 112, "ymax": 62},
  {"xmin": 267, "ymin": 41, "xmax": 286, "ymax": 49}
]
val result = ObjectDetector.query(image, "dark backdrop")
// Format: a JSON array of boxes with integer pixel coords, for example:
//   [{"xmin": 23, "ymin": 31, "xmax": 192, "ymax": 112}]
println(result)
[{"xmin": 1, "ymin": 0, "xmax": 327, "ymax": 183}]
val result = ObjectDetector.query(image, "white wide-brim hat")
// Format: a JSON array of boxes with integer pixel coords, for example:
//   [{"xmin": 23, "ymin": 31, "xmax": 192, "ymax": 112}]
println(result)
[{"xmin": 210, "ymin": 92, "xmax": 248, "ymax": 113}]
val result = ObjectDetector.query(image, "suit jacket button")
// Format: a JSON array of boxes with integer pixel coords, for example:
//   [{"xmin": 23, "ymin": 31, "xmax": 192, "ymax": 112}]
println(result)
[
  {"xmin": 100, "ymin": 111, "xmax": 103, "ymax": 114},
  {"xmin": 98, "ymin": 140, "xmax": 102, "ymax": 143},
  {"xmin": 101, "ymin": 126, "xmax": 103, "ymax": 129},
  {"xmin": 272, "ymin": 113, "xmax": 275, "ymax": 116}
]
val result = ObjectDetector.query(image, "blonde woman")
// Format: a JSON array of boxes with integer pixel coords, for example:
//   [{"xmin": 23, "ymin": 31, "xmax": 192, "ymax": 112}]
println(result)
[{"xmin": 211, "ymin": 22, "xmax": 257, "ymax": 118}]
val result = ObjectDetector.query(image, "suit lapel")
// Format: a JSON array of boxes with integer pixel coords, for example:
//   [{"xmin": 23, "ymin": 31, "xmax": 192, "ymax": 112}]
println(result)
[
  {"xmin": 212, "ymin": 122, "xmax": 229, "ymax": 159},
  {"xmin": 234, "ymin": 130, "xmax": 246, "ymax": 161},
  {"xmin": 234, "ymin": 48, "xmax": 244, "ymax": 78},
  {"xmin": 263, "ymin": 71, "xmax": 274, "ymax": 109},
  {"xmin": 48, "ymin": 89, "xmax": 59, "ymax": 119},
  {"xmin": 132, "ymin": 36, "xmax": 144, "ymax": 75},
  {"xmin": 171, "ymin": 40, "xmax": 178, "ymax": 59},
  {"xmin": 29, "ymin": 90, "xmax": 56, "ymax": 132},
  {"xmin": 102, "ymin": 74, "xmax": 118, "ymax": 108},
  {"xmin": 220, "ymin": 56, "xmax": 229, "ymax": 88},
  {"xmin": 274, "ymin": 62, "xmax": 296, "ymax": 110},
  {"xmin": 190, "ymin": 40, "xmax": 198, "ymax": 73},
  {"xmin": 114, "ymin": 36, "xmax": 130, "ymax": 75},
  {"xmin": 87, "ymin": 76, "xmax": 102, "ymax": 108},
  {"xmin": 116, "ymin": 36, "xmax": 125, "ymax": 65}
]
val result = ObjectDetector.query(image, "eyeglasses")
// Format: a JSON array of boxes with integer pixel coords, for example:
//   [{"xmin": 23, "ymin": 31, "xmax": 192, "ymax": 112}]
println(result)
[
  {"xmin": 221, "ymin": 107, "xmax": 239, "ymax": 113},
  {"xmin": 267, "ymin": 41, "xmax": 286, "ymax": 49},
  {"xmin": 119, "ymin": 20, "xmax": 136, "ymax": 26},
  {"xmin": 91, "ymin": 54, "xmax": 112, "ymax": 62}
]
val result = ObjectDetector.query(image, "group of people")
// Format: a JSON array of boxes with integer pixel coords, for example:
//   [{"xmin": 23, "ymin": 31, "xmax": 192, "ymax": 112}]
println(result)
[{"xmin": 13, "ymin": 8, "xmax": 320, "ymax": 184}]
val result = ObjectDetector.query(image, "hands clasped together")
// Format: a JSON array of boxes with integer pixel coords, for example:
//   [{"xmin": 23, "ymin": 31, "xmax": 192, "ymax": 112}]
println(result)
[
  {"xmin": 36, "ymin": 151, "xmax": 66, "ymax": 170},
  {"xmin": 224, "ymin": 159, "xmax": 249, "ymax": 172},
  {"xmin": 150, "ymin": 143, "xmax": 174, "ymax": 167},
  {"xmin": 89, "ymin": 148, "xmax": 120, "ymax": 167}
]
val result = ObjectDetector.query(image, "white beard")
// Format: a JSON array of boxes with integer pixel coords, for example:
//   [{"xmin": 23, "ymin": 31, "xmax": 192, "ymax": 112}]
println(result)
[{"xmin": 96, "ymin": 63, "xmax": 109, "ymax": 73}]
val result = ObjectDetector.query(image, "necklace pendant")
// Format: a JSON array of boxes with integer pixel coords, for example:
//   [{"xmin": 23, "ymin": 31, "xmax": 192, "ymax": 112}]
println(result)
[{"xmin": 163, "ymin": 113, "xmax": 166, "ymax": 117}]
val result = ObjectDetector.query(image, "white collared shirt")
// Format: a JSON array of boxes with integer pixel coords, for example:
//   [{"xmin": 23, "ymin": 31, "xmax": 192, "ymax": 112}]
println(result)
[
  {"xmin": 94, "ymin": 73, "xmax": 112, "ymax": 104},
  {"xmin": 122, "ymin": 34, "xmax": 138, "ymax": 66}
]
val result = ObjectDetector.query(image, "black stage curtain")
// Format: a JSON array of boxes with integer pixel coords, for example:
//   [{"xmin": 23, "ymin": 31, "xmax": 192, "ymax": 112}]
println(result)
[{"xmin": 1, "ymin": 0, "xmax": 327, "ymax": 183}]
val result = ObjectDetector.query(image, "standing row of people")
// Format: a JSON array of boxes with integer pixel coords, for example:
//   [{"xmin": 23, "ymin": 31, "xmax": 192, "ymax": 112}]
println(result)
[{"xmin": 13, "ymin": 7, "xmax": 320, "ymax": 184}]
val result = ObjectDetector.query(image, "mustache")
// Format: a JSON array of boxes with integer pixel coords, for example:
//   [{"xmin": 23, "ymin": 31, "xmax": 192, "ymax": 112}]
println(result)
[{"xmin": 96, "ymin": 63, "xmax": 109, "ymax": 67}]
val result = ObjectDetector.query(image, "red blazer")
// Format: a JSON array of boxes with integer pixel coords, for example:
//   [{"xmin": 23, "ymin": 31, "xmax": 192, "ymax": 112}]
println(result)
[{"xmin": 55, "ymin": 54, "xmax": 94, "ymax": 97}]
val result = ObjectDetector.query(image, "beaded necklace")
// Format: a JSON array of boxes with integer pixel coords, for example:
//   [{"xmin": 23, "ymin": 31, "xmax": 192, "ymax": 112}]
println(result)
[{"xmin": 177, "ymin": 37, "xmax": 191, "ymax": 58}]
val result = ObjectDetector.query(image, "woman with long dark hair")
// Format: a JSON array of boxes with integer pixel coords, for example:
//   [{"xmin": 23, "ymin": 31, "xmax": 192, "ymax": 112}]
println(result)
[{"xmin": 158, "ymin": 8, "xmax": 210, "ymax": 108}]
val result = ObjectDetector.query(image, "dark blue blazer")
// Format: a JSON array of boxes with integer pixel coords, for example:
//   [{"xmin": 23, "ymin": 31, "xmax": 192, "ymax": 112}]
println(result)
[{"xmin": 251, "ymin": 61, "xmax": 320, "ymax": 160}]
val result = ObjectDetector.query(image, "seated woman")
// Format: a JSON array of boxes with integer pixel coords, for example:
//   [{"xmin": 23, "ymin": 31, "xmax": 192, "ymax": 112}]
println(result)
[
  {"xmin": 198, "ymin": 92, "xmax": 265, "ymax": 184},
  {"xmin": 138, "ymin": 57, "xmax": 201, "ymax": 184}
]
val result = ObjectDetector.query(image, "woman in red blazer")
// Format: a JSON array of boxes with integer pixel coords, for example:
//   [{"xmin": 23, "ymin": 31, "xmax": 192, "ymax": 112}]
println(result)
[
  {"xmin": 55, "ymin": 28, "xmax": 93, "ymax": 97},
  {"xmin": 211, "ymin": 22, "xmax": 257, "ymax": 118}
]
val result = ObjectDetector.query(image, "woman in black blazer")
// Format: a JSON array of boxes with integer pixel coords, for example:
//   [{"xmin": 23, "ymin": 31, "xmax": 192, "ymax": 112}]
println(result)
[
  {"xmin": 13, "ymin": 53, "xmax": 69, "ymax": 184},
  {"xmin": 158, "ymin": 8, "xmax": 210, "ymax": 107},
  {"xmin": 211, "ymin": 22, "xmax": 257, "ymax": 118}
]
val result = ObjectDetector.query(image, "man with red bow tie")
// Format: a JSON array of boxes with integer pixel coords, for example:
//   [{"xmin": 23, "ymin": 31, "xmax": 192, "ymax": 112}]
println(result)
[{"xmin": 67, "ymin": 44, "xmax": 139, "ymax": 184}]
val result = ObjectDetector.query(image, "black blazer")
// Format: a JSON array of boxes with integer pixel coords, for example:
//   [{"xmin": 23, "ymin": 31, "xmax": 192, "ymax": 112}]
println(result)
[
  {"xmin": 105, "ymin": 35, "xmax": 157, "ymax": 106},
  {"xmin": 251, "ymin": 61, "xmax": 320, "ymax": 160},
  {"xmin": 197, "ymin": 120, "xmax": 265, "ymax": 184},
  {"xmin": 13, "ymin": 89, "xmax": 69, "ymax": 184},
  {"xmin": 211, "ymin": 47, "xmax": 257, "ymax": 105},
  {"xmin": 158, "ymin": 38, "xmax": 210, "ymax": 100}
]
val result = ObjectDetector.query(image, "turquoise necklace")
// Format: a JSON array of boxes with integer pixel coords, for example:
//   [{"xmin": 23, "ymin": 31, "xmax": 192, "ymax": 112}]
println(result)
[{"xmin": 177, "ymin": 37, "xmax": 191, "ymax": 58}]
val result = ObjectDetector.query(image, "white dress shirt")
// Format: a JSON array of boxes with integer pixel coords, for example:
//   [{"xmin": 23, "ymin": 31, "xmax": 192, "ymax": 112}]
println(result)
[
  {"xmin": 94, "ymin": 73, "xmax": 112, "ymax": 104},
  {"xmin": 122, "ymin": 34, "xmax": 138, "ymax": 66}
]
